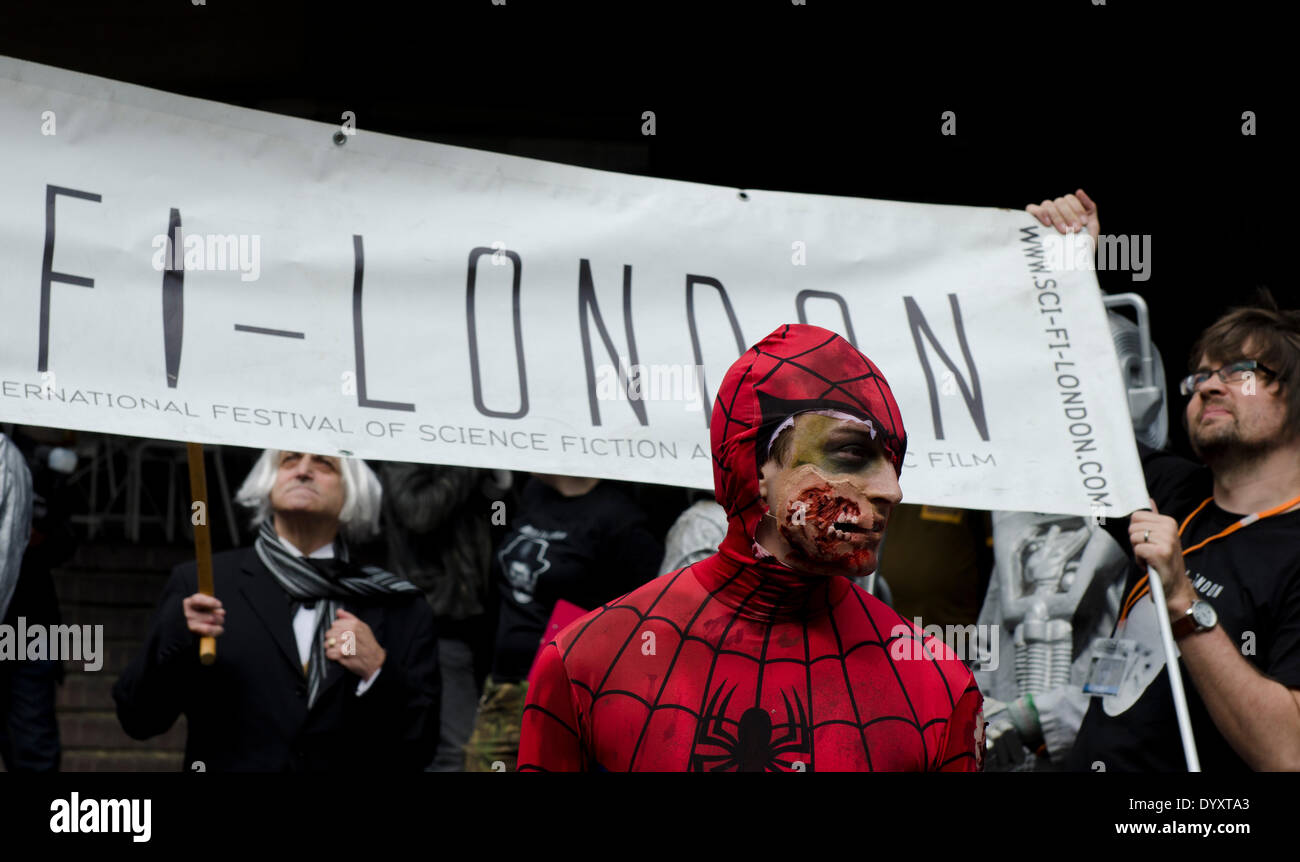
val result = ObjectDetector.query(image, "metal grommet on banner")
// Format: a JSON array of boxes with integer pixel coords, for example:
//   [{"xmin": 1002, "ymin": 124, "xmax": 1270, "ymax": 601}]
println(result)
[
  {"xmin": 332, "ymin": 130, "xmax": 347, "ymax": 146},
  {"xmin": 737, "ymin": 190, "xmax": 749, "ymax": 201}
]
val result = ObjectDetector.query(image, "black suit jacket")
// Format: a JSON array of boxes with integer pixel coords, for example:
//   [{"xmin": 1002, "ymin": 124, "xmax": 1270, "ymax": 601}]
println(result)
[{"xmin": 113, "ymin": 547, "xmax": 440, "ymax": 772}]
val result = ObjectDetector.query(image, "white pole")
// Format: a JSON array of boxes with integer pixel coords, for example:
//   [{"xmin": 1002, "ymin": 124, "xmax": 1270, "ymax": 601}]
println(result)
[{"xmin": 1145, "ymin": 565, "xmax": 1201, "ymax": 771}]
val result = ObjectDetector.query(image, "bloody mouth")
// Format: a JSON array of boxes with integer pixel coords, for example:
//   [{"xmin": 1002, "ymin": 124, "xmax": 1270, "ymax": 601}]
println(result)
[{"xmin": 781, "ymin": 483, "xmax": 880, "ymax": 569}]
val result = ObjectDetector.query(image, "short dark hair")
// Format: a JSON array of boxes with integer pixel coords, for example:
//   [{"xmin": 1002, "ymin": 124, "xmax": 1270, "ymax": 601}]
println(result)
[
  {"xmin": 1189, "ymin": 287, "xmax": 1300, "ymax": 431},
  {"xmin": 767, "ymin": 425, "xmax": 795, "ymax": 468}
]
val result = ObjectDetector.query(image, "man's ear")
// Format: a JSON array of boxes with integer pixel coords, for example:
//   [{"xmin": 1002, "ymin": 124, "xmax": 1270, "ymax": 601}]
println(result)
[{"xmin": 757, "ymin": 458, "xmax": 777, "ymax": 501}]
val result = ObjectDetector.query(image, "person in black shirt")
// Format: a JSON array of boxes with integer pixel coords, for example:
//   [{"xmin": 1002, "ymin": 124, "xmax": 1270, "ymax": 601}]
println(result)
[
  {"xmin": 463, "ymin": 473, "xmax": 661, "ymax": 771},
  {"xmin": 1069, "ymin": 291, "xmax": 1300, "ymax": 771}
]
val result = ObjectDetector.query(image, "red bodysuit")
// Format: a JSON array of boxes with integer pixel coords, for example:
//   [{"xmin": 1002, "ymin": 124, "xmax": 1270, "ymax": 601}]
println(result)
[{"xmin": 518, "ymin": 324, "xmax": 984, "ymax": 771}]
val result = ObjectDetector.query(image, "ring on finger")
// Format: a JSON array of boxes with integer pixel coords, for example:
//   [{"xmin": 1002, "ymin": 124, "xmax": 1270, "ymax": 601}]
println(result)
[
  {"xmin": 1143, "ymin": 529, "xmax": 1151, "ymax": 543},
  {"xmin": 327, "ymin": 637, "xmax": 337, "ymax": 648}
]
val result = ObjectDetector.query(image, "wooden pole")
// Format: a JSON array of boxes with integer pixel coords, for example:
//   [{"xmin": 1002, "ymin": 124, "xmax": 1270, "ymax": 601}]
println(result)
[{"xmin": 185, "ymin": 442, "xmax": 217, "ymax": 665}]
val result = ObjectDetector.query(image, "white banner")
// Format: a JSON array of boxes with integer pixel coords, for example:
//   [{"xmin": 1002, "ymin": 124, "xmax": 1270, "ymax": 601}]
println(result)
[{"xmin": 0, "ymin": 57, "xmax": 1147, "ymax": 518}]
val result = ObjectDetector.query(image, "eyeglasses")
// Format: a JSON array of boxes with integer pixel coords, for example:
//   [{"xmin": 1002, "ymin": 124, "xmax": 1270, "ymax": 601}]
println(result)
[{"xmin": 1178, "ymin": 359, "xmax": 1277, "ymax": 396}]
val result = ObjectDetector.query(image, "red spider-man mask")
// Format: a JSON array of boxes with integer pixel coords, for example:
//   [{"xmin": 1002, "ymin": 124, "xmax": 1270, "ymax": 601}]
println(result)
[{"xmin": 711, "ymin": 324, "xmax": 907, "ymax": 577}]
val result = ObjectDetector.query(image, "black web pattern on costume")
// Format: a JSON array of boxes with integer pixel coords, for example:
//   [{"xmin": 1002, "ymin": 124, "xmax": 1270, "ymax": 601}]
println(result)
[{"xmin": 522, "ymin": 557, "xmax": 974, "ymax": 772}]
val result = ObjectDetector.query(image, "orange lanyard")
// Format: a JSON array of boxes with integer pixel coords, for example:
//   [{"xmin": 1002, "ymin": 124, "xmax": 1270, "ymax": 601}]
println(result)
[{"xmin": 1118, "ymin": 492, "xmax": 1300, "ymax": 623}]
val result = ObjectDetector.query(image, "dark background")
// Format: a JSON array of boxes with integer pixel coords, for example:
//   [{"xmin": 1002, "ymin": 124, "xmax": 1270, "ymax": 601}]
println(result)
[{"xmin": 1, "ymin": 0, "xmax": 1288, "ymax": 465}]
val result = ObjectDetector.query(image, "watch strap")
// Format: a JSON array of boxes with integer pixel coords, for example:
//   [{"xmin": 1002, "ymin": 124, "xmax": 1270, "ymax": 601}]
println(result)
[{"xmin": 1171, "ymin": 608, "xmax": 1197, "ymax": 640}]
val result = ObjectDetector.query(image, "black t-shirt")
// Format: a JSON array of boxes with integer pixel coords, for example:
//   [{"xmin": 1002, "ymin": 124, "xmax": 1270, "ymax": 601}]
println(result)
[
  {"xmin": 1068, "ymin": 446, "xmax": 1300, "ymax": 771},
  {"xmin": 490, "ymin": 479, "xmax": 663, "ymax": 682}
]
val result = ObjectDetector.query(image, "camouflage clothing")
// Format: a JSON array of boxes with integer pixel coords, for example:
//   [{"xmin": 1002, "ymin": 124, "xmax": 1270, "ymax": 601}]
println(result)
[{"xmin": 464, "ymin": 676, "xmax": 528, "ymax": 772}]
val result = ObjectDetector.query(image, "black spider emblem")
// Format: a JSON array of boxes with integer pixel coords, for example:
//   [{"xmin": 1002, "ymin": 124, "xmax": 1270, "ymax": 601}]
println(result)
[{"xmin": 690, "ymin": 683, "xmax": 813, "ymax": 772}]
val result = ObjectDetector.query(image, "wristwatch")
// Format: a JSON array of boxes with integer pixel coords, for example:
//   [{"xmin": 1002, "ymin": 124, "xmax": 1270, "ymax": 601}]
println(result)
[{"xmin": 1171, "ymin": 599, "xmax": 1219, "ymax": 640}]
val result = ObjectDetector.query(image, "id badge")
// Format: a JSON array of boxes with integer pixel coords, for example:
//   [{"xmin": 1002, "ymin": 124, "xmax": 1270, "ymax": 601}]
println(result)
[{"xmin": 1083, "ymin": 638, "xmax": 1135, "ymax": 697}]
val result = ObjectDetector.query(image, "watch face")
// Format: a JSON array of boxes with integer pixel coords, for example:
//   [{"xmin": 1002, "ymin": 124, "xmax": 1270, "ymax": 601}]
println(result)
[{"xmin": 1191, "ymin": 601, "xmax": 1217, "ymax": 629}]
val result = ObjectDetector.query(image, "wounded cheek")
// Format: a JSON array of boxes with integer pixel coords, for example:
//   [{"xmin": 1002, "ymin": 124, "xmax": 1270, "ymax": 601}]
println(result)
[
  {"xmin": 789, "ymin": 484, "xmax": 860, "ymax": 532},
  {"xmin": 779, "ymin": 466, "xmax": 876, "ymax": 527},
  {"xmin": 775, "ymin": 470, "xmax": 877, "ymax": 570}
]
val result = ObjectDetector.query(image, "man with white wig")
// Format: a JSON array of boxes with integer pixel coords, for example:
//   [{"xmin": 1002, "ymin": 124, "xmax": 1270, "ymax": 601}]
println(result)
[{"xmin": 114, "ymin": 450, "xmax": 440, "ymax": 771}]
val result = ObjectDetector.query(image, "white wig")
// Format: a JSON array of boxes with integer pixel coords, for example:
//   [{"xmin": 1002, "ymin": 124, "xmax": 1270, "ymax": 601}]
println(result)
[{"xmin": 234, "ymin": 449, "xmax": 383, "ymax": 543}]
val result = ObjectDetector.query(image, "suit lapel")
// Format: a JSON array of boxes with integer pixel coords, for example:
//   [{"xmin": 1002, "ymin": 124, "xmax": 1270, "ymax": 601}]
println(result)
[{"xmin": 239, "ymin": 551, "xmax": 306, "ymax": 678}]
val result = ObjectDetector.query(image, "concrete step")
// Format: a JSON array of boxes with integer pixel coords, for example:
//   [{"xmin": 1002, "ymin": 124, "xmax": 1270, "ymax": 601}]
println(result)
[
  {"xmin": 57, "ymin": 605, "xmax": 154, "ymax": 641},
  {"xmin": 61, "ymin": 750, "xmax": 185, "ymax": 772},
  {"xmin": 58, "ymin": 639, "xmax": 146, "ymax": 676},
  {"xmin": 59, "ymin": 710, "xmax": 187, "ymax": 752},
  {"xmin": 10, "ymin": 539, "xmax": 216, "ymax": 772},
  {"xmin": 66, "ymin": 542, "xmax": 194, "ymax": 573},
  {"xmin": 57, "ymin": 672, "xmax": 120, "ymax": 710},
  {"xmin": 54, "ymin": 570, "xmax": 171, "ymax": 607}
]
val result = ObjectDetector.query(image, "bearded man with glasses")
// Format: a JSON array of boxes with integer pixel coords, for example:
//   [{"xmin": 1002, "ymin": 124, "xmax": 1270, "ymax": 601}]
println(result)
[{"xmin": 1068, "ymin": 290, "xmax": 1300, "ymax": 771}]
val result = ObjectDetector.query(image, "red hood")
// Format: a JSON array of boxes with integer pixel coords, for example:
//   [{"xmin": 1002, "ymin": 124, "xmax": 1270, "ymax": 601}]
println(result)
[{"xmin": 710, "ymin": 323, "xmax": 907, "ymax": 568}]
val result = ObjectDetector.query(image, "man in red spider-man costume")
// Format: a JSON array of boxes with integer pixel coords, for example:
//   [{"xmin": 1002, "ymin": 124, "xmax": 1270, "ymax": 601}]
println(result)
[{"xmin": 518, "ymin": 324, "xmax": 984, "ymax": 771}]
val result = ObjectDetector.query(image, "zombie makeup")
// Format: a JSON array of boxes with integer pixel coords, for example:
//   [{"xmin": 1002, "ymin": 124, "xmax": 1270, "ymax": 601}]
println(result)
[{"xmin": 761, "ymin": 412, "xmax": 897, "ymax": 576}]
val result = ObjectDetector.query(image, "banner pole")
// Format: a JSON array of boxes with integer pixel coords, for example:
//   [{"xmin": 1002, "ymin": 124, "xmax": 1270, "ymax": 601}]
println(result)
[
  {"xmin": 185, "ymin": 442, "xmax": 217, "ymax": 666},
  {"xmin": 1145, "ymin": 564, "xmax": 1200, "ymax": 771}
]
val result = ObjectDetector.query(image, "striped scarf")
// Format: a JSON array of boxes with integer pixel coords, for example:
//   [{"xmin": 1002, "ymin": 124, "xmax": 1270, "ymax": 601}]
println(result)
[{"xmin": 253, "ymin": 520, "xmax": 419, "ymax": 708}]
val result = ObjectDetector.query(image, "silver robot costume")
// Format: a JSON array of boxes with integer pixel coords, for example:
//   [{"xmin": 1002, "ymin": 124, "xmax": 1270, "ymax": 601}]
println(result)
[
  {"xmin": 977, "ymin": 297, "xmax": 1167, "ymax": 769},
  {"xmin": 0, "ymin": 432, "xmax": 34, "ymax": 623}
]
